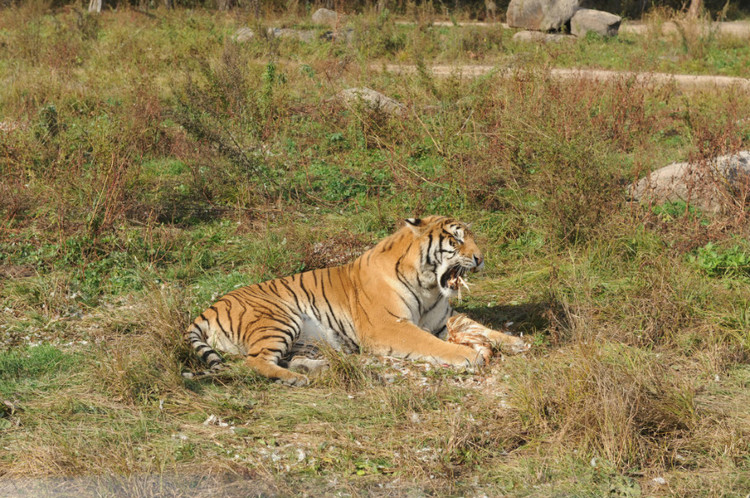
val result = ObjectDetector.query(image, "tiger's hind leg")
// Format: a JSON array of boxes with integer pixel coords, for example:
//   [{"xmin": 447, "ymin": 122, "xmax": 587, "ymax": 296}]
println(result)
[
  {"xmin": 183, "ymin": 320, "xmax": 226, "ymax": 378},
  {"xmin": 245, "ymin": 355, "xmax": 309, "ymax": 386},
  {"xmin": 244, "ymin": 321, "xmax": 308, "ymax": 386},
  {"xmin": 279, "ymin": 342, "xmax": 329, "ymax": 377}
]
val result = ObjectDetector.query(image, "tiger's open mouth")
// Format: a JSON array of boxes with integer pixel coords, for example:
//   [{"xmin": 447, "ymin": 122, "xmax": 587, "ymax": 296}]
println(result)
[{"xmin": 440, "ymin": 265, "xmax": 471, "ymax": 292}]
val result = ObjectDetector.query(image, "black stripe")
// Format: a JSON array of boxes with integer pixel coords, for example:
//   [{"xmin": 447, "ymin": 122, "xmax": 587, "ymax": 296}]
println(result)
[
  {"xmin": 301, "ymin": 274, "xmax": 322, "ymax": 321},
  {"xmin": 209, "ymin": 305, "xmax": 231, "ymax": 337},
  {"xmin": 278, "ymin": 277, "xmax": 303, "ymax": 311},
  {"xmin": 217, "ymin": 297, "xmax": 235, "ymax": 334},
  {"xmin": 426, "ymin": 232, "xmax": 434, "ymax": 265},
  {"xmin": 395, "ymin": 254, "xmax": 422, "ymax": 314},
  {"xmin": 201, "ymin": 349, "xmax": 218, "ymax": 362},
  {"xmin": 424, "ymin": 298, "xmax": 443, "ymax": 315},
  {"xmin": 326, "ymin": 267, "xmax": 334, "ymax": 287}
]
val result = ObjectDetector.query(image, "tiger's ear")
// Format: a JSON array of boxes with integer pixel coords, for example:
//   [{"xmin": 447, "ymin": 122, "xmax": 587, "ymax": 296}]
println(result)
[{"xmin": 405, "ymin": 218, "xmax": 423, "ymax": 233}]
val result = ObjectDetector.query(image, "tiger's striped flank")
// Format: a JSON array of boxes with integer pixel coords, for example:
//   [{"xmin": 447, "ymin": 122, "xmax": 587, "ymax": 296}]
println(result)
[{"xmin": 184, "ymin": 215, "xmax": 527, "ymax": 385}]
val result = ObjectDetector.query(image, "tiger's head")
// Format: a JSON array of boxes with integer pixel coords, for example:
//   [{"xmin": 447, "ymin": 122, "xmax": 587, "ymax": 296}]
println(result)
[{"xmin": 404, "ymin": 216, "xmax": 484, "ymax": 298}]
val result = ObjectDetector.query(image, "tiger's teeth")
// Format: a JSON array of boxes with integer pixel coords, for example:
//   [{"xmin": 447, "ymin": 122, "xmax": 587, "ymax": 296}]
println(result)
[{"xmin": 458, "ymin": 275, "xmax": 470, "ymax": 291}]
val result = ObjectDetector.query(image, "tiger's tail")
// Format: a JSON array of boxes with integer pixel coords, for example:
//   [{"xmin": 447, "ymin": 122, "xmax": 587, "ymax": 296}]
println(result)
[{"xmin": 183, "ymin": 319, "xmax": 224, "ymax": 377}]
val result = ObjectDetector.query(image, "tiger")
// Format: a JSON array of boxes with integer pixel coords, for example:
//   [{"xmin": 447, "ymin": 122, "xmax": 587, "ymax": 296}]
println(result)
[{"xmin": 185, "ymin": 215, "xmax": 528, "ymax": 386}]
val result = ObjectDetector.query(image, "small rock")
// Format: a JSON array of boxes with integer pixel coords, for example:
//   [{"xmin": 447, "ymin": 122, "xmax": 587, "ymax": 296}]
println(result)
[
  {"xmin": 652, "ymin": 476, "xmax": 667, "ymax": 485},
  {"xmin": 570, "ymin": 9, "xmax": 621, "ymax": 37},
  {"xmin": 312, "ymin": 8, "xmax": 339, "ymax": 27},
  {"xmin": 232, "ymin": 26, "xmax": 255, "ymax": 42},
  {"xmin": 321, "ymin": 28, "xmax": 354, "ymax": 43},
  {"xmin": 336, "ymin": 87, "xmax": 405, "ymax": 116}
]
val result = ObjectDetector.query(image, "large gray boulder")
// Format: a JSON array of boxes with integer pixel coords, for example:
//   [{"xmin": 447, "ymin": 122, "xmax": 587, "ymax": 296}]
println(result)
[
  {"xmin": 629, "ymin": 151, "xmax": 750, "ymax": 213},
  {"xmin": 311, "ymin": 8, "xmax": 339, "ymax": 27},
  {"xmin": 336, "ymin": 88, "xmax": 405, "ymax": 116},
  {"xmin": 570, "ymin": 9, "xmax": 621, "ymax": 37},
  {"xmin": 507, "ymin": 0, "xmax": 580, "ymax": 31}
]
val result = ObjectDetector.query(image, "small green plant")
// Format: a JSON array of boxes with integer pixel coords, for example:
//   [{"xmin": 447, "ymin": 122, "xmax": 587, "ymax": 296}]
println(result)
[
  {"xmin": 690, "ymin": 242, "xmax": 750, "ymax": 279},
  {"xmin": 652, "ymin": 200, "xmax": 708, "ymax": 224}
]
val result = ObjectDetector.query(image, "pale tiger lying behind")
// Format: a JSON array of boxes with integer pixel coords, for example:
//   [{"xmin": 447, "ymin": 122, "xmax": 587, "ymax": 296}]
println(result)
[{"xmin": 185, "ymin": 215, "xmax": 529, "ymax": 385}]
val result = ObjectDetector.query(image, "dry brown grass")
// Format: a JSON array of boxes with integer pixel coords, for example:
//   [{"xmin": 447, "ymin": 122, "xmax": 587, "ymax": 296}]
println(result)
[{"xmin": 2, "ymin": 6, "xmax": 750, "ymax": 496}]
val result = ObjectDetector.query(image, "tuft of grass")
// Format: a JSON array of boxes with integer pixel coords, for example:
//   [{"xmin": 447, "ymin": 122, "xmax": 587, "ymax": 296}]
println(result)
[
  {"xmin": 509, "ymin": 342, "xmax": 697, "ymax": 470},
  {"xmin": 317, "ymin": 347, "xmax": 378, "ymax": 392}
]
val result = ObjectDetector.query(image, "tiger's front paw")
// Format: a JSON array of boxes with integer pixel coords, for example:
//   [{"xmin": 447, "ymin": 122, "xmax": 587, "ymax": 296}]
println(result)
[
  {"xmin": 502, "ymin": 335, "xmax": 530, "ymax": 355},
  {"xmin": 439, "ymin": 345, "xmax": 485, "ymax": 368},
  {"xmin": 447, "ymin": 329, "xmax": 493, "ymax": 364},
  {"xmin": 276, "ymin": 371, "xmax": 310, "ymax": 387}
]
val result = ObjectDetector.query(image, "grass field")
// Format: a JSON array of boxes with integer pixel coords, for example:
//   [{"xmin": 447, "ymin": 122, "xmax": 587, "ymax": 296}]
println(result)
[{"xmin": 1, "ymin": 4, "xmax": 750, "ymax": 496}]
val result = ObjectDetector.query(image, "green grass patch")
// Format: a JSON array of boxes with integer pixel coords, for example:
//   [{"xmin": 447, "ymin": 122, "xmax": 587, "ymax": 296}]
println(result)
[{"xmin": 0, "ymin": 345, "xmax": 76, "ymax": 384}]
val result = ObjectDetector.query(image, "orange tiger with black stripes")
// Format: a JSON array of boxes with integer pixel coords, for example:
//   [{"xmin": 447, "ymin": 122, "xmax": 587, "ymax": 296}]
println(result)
[{"xmin": 186, "ymin": 216, "xmax": 528, "ymax": 385}]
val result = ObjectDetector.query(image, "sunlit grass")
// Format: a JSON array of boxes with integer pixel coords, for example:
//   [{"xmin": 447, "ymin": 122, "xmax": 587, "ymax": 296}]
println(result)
[{"xmin": 1, "ymin": 5, "xmax": 749, "ymax": 495}]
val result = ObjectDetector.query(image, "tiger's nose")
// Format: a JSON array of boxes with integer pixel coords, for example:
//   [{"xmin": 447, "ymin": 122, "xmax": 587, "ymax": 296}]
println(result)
[{"xmin": 474, "ymin": 255, "xmax": 484, "ymax": 267}]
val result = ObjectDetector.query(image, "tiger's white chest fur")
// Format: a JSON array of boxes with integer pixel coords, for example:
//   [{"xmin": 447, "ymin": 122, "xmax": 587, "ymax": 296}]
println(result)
[
  {"xmin": 401, "ymin": 272, "xmax": 452, "ymax": 338},
  {"xmin": 418, "ymin": 297, "xmax": 452, "ymax": 338}
]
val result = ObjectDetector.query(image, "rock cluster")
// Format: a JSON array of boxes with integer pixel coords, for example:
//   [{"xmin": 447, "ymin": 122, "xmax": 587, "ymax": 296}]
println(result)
[
  {"xmin": 233, "ymin": 8, "xmax": 351, "ymax": 45},
  {"xmin": 508, "ymin": 0, "xmax": 621, "ymax": 40}
]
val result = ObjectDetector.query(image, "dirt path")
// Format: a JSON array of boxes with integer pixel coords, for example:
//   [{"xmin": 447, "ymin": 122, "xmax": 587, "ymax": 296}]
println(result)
[
  {"xmin": 373, "ymin": 64, "xmax": 750, "ymax": 91},
  {"xmin": 618, "ymin": 20, "xmax": 750, "ymax": 37},
  {"xmin": 395, "ymin": 20, "xmax": 750, "ymax": 38}
]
